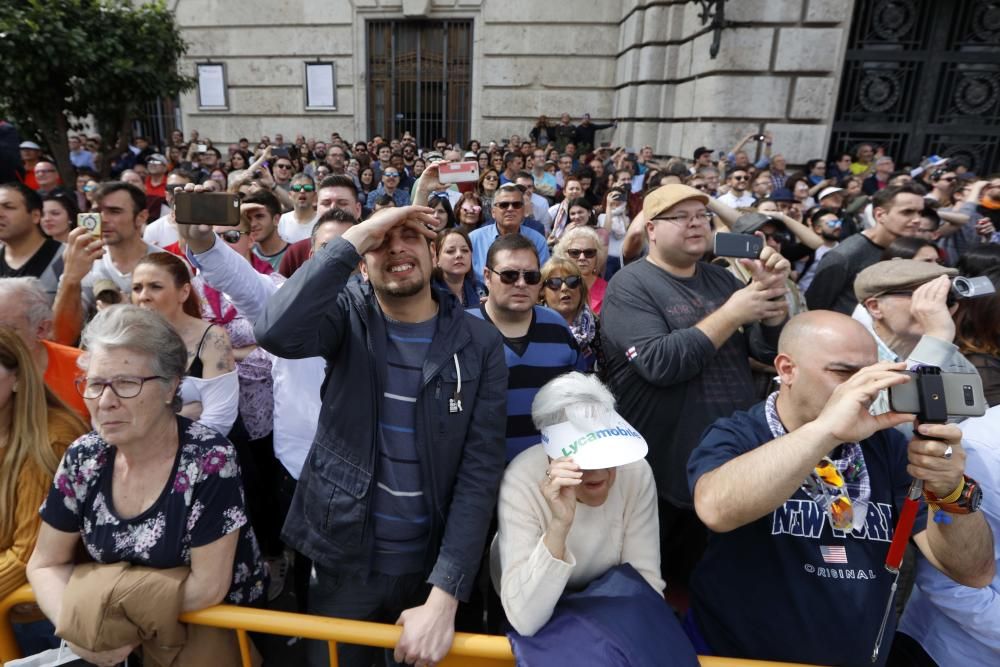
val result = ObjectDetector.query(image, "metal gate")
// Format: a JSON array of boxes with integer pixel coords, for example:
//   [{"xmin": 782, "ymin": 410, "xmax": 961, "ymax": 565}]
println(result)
[
  {"xmin": 830, "ymin": 0, "xmax": 1000, "ymax": 173},
  {"xmin": 367, "ymin": 20, "xmax": 473, "ymax": 147}
]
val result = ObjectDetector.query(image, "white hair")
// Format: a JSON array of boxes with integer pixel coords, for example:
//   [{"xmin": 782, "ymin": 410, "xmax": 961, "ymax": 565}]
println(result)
[
  {"xmin": 0, "ymin": 277, "xmax": 53, "ymax": 334},
  {"xmin": 554, "ymin": 226, "xmax": 608, "ymax": 270},
  {"xmin": 531, "ymin": 372, "xmax": 617, "ymax": 430}
]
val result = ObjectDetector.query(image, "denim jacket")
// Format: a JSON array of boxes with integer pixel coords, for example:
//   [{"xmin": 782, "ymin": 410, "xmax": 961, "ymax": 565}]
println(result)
[{"xmin": 254, "ymin": 238, "xmax": 508, "ymax": 601}]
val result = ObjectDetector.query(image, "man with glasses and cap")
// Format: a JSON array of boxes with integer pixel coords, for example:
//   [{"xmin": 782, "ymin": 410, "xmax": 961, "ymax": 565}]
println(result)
[
  {"xmin": 469, "ymin": 182, "xmax": 550, "ymax": 278},
  {"xmin": 600, "ymin": 183, "xmax": 790, "ymax": 588}
]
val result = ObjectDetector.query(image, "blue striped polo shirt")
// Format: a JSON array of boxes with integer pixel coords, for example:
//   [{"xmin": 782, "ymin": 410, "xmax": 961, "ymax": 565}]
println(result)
[
  {"xmin": 372, "ymin": 315, "xmax": 436, "ymax": 575},
  {"xmin": 468, "ymin": 305, "xmax": 583, "ymax": 461}
]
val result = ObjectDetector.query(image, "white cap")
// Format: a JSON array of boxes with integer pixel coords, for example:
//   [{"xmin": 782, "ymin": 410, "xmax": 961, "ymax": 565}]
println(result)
[
  {"xmin": 540, "ymin": 412, "xmax": 647, "ymax": 470},
  {"xmin": 19, "ymin": 141, "xmax": 41, "ymax": 150},
  {"xmin": 818, "ymin": 186, "xmax": 844, "ymax": 200}
]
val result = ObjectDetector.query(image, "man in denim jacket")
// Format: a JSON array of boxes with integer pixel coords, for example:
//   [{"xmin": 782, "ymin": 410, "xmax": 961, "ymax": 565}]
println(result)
[{"xmin": 255, "ymin": 204, "xmax": 508, "ymax": 667}]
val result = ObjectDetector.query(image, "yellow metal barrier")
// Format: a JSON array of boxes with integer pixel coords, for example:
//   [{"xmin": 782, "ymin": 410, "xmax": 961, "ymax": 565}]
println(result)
[{"xmin": 0, "ymin": 584, "xmax": 816, "ymax": 667}]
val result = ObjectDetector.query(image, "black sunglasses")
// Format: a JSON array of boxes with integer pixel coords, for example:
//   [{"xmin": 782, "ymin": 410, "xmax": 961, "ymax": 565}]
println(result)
[
  {"xmin": 495, "ymin": 201, "xmax": 524, "ymax": 210},
  {"xmin": 218, "ymin": 230, "xmax": 248, "ymax": 243},
  {"xmin": 290, "ymin": 184, "xmax": 315, "ymax": 192},
  {"xmin": 544, "ymin": 275, "xmax": 582, "ymax": 290},
  {"xmin": 566, "ymin": 248, "xmax": 597, "ymax": 259},
  {"xmin": 488, "ymin": 267, "xmax": 542, "ymax": 285}
]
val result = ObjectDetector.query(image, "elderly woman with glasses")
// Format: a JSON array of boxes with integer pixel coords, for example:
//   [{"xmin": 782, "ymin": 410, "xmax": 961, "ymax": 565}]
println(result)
[
  {"xmin": 554, "ymin": 226, "xmax": 608, "ymax": 315},
  {"xmin": 540, "ymin": 258, "xmax": 604, "ymax": 373},
  {"xmin": 27, "ymin": 306, "xmax": 266, "ymax": 666},
  {"xmin": 490, "ymin": 372, "xmax": 663, "ymax": 636}
]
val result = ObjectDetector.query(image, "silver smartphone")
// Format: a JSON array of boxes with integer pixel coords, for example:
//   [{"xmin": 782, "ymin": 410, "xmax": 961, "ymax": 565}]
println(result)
[{"xmin": 888, "ymin": 370, "xmax": 987, "ymax": 419}]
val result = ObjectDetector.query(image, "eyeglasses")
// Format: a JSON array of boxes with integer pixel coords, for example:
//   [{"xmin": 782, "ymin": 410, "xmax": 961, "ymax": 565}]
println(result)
[
  {"xmin": 487, "ymin": 267, "xmax": 542, "ymax": 285},
  {"xmin": 731, "ymin": 175, "xmax": 749, "ymax": 181},
  {"xmin": 544, "ymin": 275, "xmax": 582, "ymax": 290},
  {"xmin": 494, "ymin": 201, "xmax": 524, "ymax": 210},
  {"xmin": 653, "ymin": 211, "xmax": 714, "ymax": 226},
  {"xmin": 218, "ymin": 230, "xmax": 248, "ymax": 243},
  {"xmin": 383, "ymin": 171, "xmax": 400, "ymax": 177},
  {"xmin": 75, "ymin": 375, "xmax": 166, "ymax": 399},
  {"xmin": 290, "ymin": 184, "xmax": 315, "ymax": 192},
  {"xmin": 566, "ymin": 248, "xmax": 598, "ymax": 259}
]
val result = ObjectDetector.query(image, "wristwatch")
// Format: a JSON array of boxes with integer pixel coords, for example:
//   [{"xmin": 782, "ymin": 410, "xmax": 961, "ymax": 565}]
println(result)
[{"xmin": 925, "ymin": 475, "xmax": 983, "ymax": 514}]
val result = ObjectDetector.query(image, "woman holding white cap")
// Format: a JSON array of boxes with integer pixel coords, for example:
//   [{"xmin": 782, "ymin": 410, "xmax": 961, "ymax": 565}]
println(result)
[{"xmin": 490, "ymin": 372, "xmax": 664, "ymax": 636}]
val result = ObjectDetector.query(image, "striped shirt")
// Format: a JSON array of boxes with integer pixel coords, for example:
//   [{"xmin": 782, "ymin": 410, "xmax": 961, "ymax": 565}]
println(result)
[
  {"xmin": 372, "ymin": 315, "xmax": 436, "ymax": 575},
  {"xmin": 469, "ymin": 305, "xmax": 583, "ymax": 461}
]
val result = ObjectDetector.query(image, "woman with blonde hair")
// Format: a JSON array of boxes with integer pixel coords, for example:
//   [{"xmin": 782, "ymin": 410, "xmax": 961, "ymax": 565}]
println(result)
[
  {"xmin": 540, "ymin": 258, "xmax": 603, "ymax": 373},
  {"xmin": 0, "ymin": 329, "xmax": 87, "ymax": 599},
  {"xmin": 553, "ymin": 226, "xmax": 609, "ymax": 315}
]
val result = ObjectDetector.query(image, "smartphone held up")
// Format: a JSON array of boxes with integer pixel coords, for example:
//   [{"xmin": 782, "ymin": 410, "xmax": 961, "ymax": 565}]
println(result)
[{"xmin": 173, "ymin": 191, "xmax": 242, "ymax": 226}]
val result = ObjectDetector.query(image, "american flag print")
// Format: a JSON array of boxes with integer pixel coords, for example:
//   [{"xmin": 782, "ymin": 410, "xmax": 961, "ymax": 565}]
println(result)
[{"xmin": 820, "ymin": 545, "xmax": 848, "ymax": 564}]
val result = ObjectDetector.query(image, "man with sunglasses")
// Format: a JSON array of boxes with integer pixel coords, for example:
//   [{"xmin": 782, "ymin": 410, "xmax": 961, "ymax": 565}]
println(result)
[
  {"xmin": 716, "ymin": 168, "xmax": 755, "ymax": 208},
  {"xmin": 797, "ymin": 207, "xmax": 842, "ymax": 294},
  {"xmin": 470, "ymin": 233, "xmax": 582, "ymax": 461},
  {"xmin": 469, "ymin": 182, "xmax": 549, "ymax": 278},
  {"xmin": 601, "ymin": 183, "xmax": 790, "ymax": 588},
  {"xmin": 365, "ymin": 164, "xmax": 411, "ymax": 212},
  {"xmin": 277, "ymin": 174, "xmax": 319, "ymax": 244},
  {"xmin": 271, "ymin": 156, "xmax": 296, "ymax": 191},
  {"xmin": 255, "ymin": 203, "xmax": 507, "ymax": 667}
]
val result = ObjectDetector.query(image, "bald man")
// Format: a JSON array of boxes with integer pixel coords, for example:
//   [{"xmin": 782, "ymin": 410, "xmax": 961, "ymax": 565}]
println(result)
[{"xmin": 684, "ymin": 311, "xmax": 994, "ymax": 667}]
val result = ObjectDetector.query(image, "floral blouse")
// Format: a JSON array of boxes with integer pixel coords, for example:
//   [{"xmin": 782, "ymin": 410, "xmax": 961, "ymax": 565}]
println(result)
[{"xmin": 40, "ymin": 417, "xmax": 267, "ymax": 606}]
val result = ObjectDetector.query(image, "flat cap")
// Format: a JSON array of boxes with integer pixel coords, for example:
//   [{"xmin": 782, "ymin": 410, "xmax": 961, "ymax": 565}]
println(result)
[
  {"xmin": 732, "ymin": 211, "xmax": 784, "ymax": 235},
  {"xmin": 854, "ymin": 258, "xmax": 957, "ymax": 302},
  {"xmin": 643, "ymin": 184, "xmax": 709, "ymax": 221}
]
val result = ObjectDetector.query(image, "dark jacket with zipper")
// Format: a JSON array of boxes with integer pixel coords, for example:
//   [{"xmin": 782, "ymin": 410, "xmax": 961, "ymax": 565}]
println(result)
[{"xmin": 254, "ymin": 237, "xmax": 508, "ymax": 602}]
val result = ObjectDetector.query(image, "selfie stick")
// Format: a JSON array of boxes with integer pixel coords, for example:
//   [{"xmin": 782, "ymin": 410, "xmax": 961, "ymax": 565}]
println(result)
[{"xmin": 872, "ymin": 367, "xmax": 947, "ymax": 662}]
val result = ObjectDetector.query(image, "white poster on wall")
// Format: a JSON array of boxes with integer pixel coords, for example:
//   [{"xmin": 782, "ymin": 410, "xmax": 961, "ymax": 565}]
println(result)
[
  {"xmin": 197, "ymin": 64, "xmax": 227, "ymax": 109},
  {"xmin": 305, "ymin": 62, "xmax": 336, "ymax": 109}
]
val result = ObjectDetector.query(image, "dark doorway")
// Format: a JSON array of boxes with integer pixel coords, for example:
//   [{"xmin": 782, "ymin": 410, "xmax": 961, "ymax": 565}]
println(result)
[
  {"xmin": 367, "ymin": 19, "xmax": 473, "ymax": 146},
  {"xmin": 830, "ymin": 0, "xmax": 1000, "ymax": 173}
]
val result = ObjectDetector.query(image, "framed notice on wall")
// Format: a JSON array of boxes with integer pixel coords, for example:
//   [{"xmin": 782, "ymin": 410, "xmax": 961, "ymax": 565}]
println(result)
[
  {"xmin": 305, "ymin": 62, "xmax": 336, "ymax": 110},
  {"xmin": 197, "ymin": 63, "xmax": 228, "ymax": 110}
]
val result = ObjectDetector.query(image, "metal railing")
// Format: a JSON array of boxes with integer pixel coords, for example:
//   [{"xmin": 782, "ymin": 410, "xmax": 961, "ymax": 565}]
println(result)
[{"xmin": 0, "ymin": 584, "xmax": 817, "ymax": 667}]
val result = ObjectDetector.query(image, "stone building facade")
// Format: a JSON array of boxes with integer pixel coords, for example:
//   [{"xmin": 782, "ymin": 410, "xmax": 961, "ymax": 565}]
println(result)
[{"xmin": 172, "ymin": 0, "xmax": 852, "ymax": 163}]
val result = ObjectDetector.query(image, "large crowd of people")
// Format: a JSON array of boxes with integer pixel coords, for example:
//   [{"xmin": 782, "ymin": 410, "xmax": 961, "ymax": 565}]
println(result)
[{"xmin": 0, "ymin": 116, "xmax": 999, "ymax": 666}]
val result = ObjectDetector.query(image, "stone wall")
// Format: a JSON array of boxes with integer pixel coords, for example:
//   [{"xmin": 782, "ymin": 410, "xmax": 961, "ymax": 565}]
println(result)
[
  {"xmin": 172, "ymin": 0, "xmax": 852, "ymax": 162},
  {"xmin": 614, "ymin": 0, "xmax": 854, "ymax": 164}
]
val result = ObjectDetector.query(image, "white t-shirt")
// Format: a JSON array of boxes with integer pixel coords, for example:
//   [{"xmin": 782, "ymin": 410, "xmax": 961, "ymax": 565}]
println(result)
[
  {"xmin": 143, "ymin": 214, "xmax": 179, "ymax": 248},
  {"xmin": 277, "ymin": 211, "xmax": 320, "ymax": 244},
  {"xmin": 716, "ymin": 191, "xmax": 756, "ymax": 209}
]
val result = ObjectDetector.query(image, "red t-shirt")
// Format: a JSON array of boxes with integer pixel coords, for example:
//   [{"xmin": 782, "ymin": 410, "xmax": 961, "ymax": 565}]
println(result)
[{"xmin": 42, "ymin": 340, "xmax": 89, "ymax": 423}]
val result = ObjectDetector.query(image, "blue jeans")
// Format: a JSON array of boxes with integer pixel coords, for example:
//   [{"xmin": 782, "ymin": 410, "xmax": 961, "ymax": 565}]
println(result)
[{"xmin": 307, "ymin": 568, "xmax": 429, "ymax": 667}]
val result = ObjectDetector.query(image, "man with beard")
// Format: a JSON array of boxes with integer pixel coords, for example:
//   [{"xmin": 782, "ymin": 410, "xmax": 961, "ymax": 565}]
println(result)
[
  {"xmin": 796, "ymin": 207, "xmax": 841, "ymax": 294},
  {"xmin": 277, "ymin": 174, "xmax": 319, "ymax": 244},
  {"xmin": 716, "ymin": 168, "xmax": 755, "ymax": 208},
  {"xmin": 255, "ymin": 204, "xmax": 507, "ymax": 667}
]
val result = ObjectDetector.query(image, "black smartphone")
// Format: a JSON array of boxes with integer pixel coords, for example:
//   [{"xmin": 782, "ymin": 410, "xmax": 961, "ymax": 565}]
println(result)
[
  {"xmin": 888, "ymin": 371, "xmax": 987, "ymax": 419},
  {"xmin": 755, "ymin": 134, "xmax": 766, "ymax": 142},
  {"xmin": 174, "ymin": 191, "xmax": 242, "ymax": 226},
  {"xmin": 271, "ymin": 146, "xmax": 290, "ymax": 159},
  {"xmin": 714, "ymin": 232, "xmax": 763, "ymax": 259}
]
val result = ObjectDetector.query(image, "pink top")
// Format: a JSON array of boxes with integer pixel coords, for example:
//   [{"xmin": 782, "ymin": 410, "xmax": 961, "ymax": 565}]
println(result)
[{"xmin": 589, "ymin": 276, "xmax": 608, "ymax": 315}]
